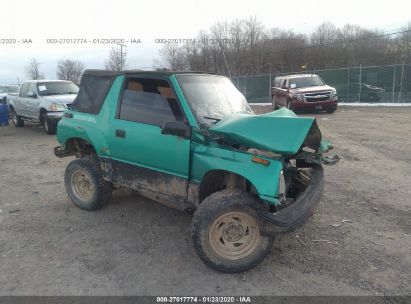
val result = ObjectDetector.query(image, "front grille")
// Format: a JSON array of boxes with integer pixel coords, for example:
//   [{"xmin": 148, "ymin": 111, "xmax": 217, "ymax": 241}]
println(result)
[{"xmin": 304, "ymin": 91, "xmax": 332, "ymax": 102}]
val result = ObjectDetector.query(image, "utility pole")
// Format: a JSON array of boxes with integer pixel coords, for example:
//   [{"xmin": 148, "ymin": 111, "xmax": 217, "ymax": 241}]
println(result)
[
  {"xmin": 118, "ymin": 43, "xmax": 127, "ymax": 71},
  {"xmin": 399, "ymin": 60, "xmax": 405, "ymax": 103}
]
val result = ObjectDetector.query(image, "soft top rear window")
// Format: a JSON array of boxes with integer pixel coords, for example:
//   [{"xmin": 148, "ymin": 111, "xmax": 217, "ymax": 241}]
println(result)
[{"xmin": 71, "ymin": 74, "xmax": 115, "ymax": 114}]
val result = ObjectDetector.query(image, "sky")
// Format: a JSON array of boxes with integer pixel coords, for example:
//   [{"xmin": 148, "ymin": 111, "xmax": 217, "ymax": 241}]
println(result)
[{"xmin": 0, "ymin": 0, "xmax": 409, "ymax": 83}]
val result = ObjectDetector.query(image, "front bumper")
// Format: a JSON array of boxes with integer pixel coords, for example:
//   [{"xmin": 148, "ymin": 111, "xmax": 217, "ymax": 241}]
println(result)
[
  {"xmin": 47, "ymin": 111, "xmax": 65, "ymax": 121},
  {"xmin": 292, "ymin": 99, "xmax": 338, "ymax": 110},
  {"xmin": 258, "ymin": 164, "xmax": 324, "ymax": 235}
]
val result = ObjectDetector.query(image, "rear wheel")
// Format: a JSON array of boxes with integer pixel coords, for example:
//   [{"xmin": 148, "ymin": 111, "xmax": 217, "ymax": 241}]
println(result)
[
  {"xmin": 64, "ymin": 157, "xmax": 113, "ymax": 211},
  {"xmin": 272, "ymin": 97, "xmax": 278, "ymax": 109},
  {"xmin": 10, "ymin": 108, "xmax": 24, "ymax": 127},
  {"xmin": 192, "ymin": 190, "xmax": 273, "ymax": 273},
  {"xmin": 326, "ymin": 108, "xmax": 336, "ymax": 114},
  {"xmin": 42, "ymin": 112, "xmax": 57, "ymax": 135}
]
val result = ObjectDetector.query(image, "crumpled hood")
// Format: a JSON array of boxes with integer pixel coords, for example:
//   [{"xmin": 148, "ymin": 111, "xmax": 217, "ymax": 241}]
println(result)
[
  {"xmin": 41, "ymin": 94, "xmax": 77, "ymax": 104},
  {"xmin": 209, "ymin": 108, "xmax": 322, "ymax": 155}
]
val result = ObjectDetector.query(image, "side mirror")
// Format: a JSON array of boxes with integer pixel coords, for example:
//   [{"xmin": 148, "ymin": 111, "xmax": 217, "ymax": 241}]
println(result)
[
  {"xmin": 27, "ymin": 92, "xmax": 37, "ymax": 98},
  {"xmin": 161, "ymin": 121, "xmax": 190, "ymax": 138}
]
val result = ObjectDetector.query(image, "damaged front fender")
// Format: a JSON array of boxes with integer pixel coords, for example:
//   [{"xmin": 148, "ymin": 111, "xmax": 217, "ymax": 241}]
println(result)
[{"xmin": 209, "ymin": 108, "xmax": 322, "ymax": 155}]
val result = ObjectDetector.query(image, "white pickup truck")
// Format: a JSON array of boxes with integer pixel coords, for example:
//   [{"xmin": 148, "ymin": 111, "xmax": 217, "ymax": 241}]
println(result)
[{"xmin": 7, "ymin": 80, "xmax": 78, "ymax": 134}]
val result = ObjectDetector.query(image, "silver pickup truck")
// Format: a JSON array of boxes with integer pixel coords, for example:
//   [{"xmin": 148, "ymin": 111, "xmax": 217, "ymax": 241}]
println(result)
[{"xmin": 7, "ymin": 80, "xmax": 78, "ymax": 134}]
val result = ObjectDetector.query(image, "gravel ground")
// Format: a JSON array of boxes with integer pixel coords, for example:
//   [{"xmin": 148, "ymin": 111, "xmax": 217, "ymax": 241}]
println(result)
[{"xmin": 0, "ymin": 106, "xmax": 410, "ymax": 296}]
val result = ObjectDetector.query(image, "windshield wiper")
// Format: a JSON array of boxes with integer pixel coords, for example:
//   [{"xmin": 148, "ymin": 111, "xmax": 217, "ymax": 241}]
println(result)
[{"xmin": 203, "ymin": 116, "xmax": 221, "ymax": 122}]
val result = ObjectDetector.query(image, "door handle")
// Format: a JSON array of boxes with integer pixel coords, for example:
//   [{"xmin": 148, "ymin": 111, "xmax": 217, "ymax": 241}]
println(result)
[{"xmin": 115, "ymin": 129, "xmax": 126, "ymax": 138}]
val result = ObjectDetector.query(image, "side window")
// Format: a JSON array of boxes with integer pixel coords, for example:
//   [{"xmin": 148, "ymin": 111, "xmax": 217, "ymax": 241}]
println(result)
[
  {"xmin": 28, "ymin": 83, "xmax": 37, "ymax": 97},
  {"xmin": 282, "ymin": 79, "xmax": 288, "ymax": 89},
  {"xmin": 273, "ymin": 78, "xmax": 279, "ymax": 87},
  {"xmin": 118, "ymin": 77, "xmax": 184, "ymax": 127},
  {"xmin": 19, "ymin": 83, "xmax": 29, "ymax": 97}
]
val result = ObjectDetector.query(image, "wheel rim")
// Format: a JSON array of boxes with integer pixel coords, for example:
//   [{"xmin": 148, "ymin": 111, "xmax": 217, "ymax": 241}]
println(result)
[
  {"xmin": 209, "ymin": 211, "xmax": 261, "ymax": 260},
  {"xmin": 71, "ymin": 170, "xmax": 95, "ymax": 202}
]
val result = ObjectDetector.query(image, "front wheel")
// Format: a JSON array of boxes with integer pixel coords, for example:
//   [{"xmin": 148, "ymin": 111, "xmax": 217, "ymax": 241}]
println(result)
[
  {"xmin": 42, "ymin": 113, "xmax": 57, "ymax": 135},
  {"xmin": 191, "ymin": 190, "xmax": 273, "ymax": 273},
  {"xmin": 64, "ymin": 157, "xmax": 113, "ymax": 211},
  {"xmin": 272, "ymin": 97, "xmax": 278, "ymax": 110}
]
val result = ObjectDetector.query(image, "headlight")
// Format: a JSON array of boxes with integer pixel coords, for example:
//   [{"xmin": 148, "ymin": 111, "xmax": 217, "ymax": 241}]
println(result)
[
  {"xmin": 331, "ymin": 89, "xmax": 338, "ymax": 99},
  {"xmin": 48, "ymin": 103, "xmax": 66, "ymax": 111},
  {"xmin": 295, "ymin": 93, "xmax": 304, "ymax": 101}
]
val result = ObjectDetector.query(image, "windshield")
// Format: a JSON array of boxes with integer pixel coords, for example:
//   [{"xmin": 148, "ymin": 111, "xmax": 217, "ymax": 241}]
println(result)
[
  {"xmin": 289, "ymin": 76, "xmax": 325, "ymax": 89},
  {"xmin": 36, "ymin": 81, "xmax": 79, "ymax": 96},
  {"xmin": 177, "ymin": 75, "xmax": 252, "ymax": 126},
  {"xmin": 0, "ymin": 85, "xmax": 19, "ymax": 93}
]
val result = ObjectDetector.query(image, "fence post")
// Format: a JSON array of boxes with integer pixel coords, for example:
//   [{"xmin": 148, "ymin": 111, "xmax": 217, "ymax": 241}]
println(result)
[
  {"xmin": 244, "ymin": 76, "xmax": 247, "ymax": 98},
  {"xmin": 268, "ymin": 67, "xmax": 272, "ymax": 103},
  {"xmin": 399, "ymin": 61, "xmax": 405, "ymax": 103},
  {"xmin": 358, "ymin": 64, "xmax": 362, "ymax": 103},
  {"xmin": 347, "ymin": 67, "xmax": 350, "ymax": 102},
  {"xmin": 392, "ymin": 64, "xmax": 397, "ymax": 103}
]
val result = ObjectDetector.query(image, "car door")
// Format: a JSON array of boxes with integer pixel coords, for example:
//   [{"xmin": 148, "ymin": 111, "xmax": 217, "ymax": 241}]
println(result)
[
  {"xmin": 278, "ymin": 78, "xmax": 288, "ymax": 107},
  {"xmin": 272, "ymin": 77, "xmax": 281, "ymax": 105},
  {"xmin": 25, "ymin": 82, "xmax": 39, "ymax": 118},
  {"xmin": 15, "ymin": 83, "xmax": 30, "ymax": 116},
  {"xmin": 108, "ymin": 75, "xmax": 191, "ymax": 201}
]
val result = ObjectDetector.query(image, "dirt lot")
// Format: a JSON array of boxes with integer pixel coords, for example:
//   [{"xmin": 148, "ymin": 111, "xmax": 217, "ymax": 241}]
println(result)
[{"xmin": 0, "ymin": 106, "xmax": 410, "ymax": 296}]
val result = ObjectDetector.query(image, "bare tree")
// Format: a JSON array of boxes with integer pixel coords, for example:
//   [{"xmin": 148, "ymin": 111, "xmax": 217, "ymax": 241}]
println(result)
[
  {"xmin": 25, "ymin": 58, "xmax": 45, "ymax": 80},
  {"xmin": 56, "ymin": 58, "xmax": 85, "ymax": 83},
  {"xmin": 104, "ymin": 46, "xmax": 127, "ymax": 71},
  {"xmin": 156, "ymin": 16, "xmax": 411, "ymax": 76},
  {"xmin": 158, "ymin": 44, "xmax": 188, "ymax": 71}
]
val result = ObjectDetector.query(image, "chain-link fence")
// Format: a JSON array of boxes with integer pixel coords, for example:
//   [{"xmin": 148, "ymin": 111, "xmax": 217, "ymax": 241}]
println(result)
[{"xmin": 231, "ymin": 63, "xmax": 411, "ymax": 103}]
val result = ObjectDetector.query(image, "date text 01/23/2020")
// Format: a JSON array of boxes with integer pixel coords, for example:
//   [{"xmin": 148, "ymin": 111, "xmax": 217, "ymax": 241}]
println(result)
[{"xmin": 156, "ymin": 296, "xmax": 252, "ymax": 303}]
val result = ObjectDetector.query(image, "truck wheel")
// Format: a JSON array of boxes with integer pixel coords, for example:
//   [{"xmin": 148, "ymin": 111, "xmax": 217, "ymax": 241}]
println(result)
[
  {"xmin": 191, "ymin": 189, "xmax": 273, "ymax": 273},
  {"xmin": 10, "ymin": 108, "xmax": 24, "ymax": 127},
  {"xmin": 42, "ymin": 113, "xmax": 57, "ymax": 135},
  {"xmin": 64, "ymin": 157, "xmax": 113, "ymax": 211},
  {"xmin": 272, "ymin": 97, "xmax": 278, "ymax": 109}
]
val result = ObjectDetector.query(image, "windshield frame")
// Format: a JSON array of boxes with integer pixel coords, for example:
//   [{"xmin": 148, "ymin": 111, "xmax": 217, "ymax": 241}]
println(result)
[
  {"xmin": 36, "ymin": 81, "xmax": 79, "ymax": 97},
  {"xmin": 175, "ymin": 74, "xmax": 252, "ymax": 128}
]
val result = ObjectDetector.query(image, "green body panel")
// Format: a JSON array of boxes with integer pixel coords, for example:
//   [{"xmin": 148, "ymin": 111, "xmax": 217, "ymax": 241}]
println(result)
[
  {"xmin": 108, "ymin": 117, "xmax": 190, "ymax": 178},
  {"xmin": 190, "ymin": 141, "xmax": 282, "ymax": 204},
  {"xmin": 209, "ymin": 108, "xmax": 315, "ymax": 155}
]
